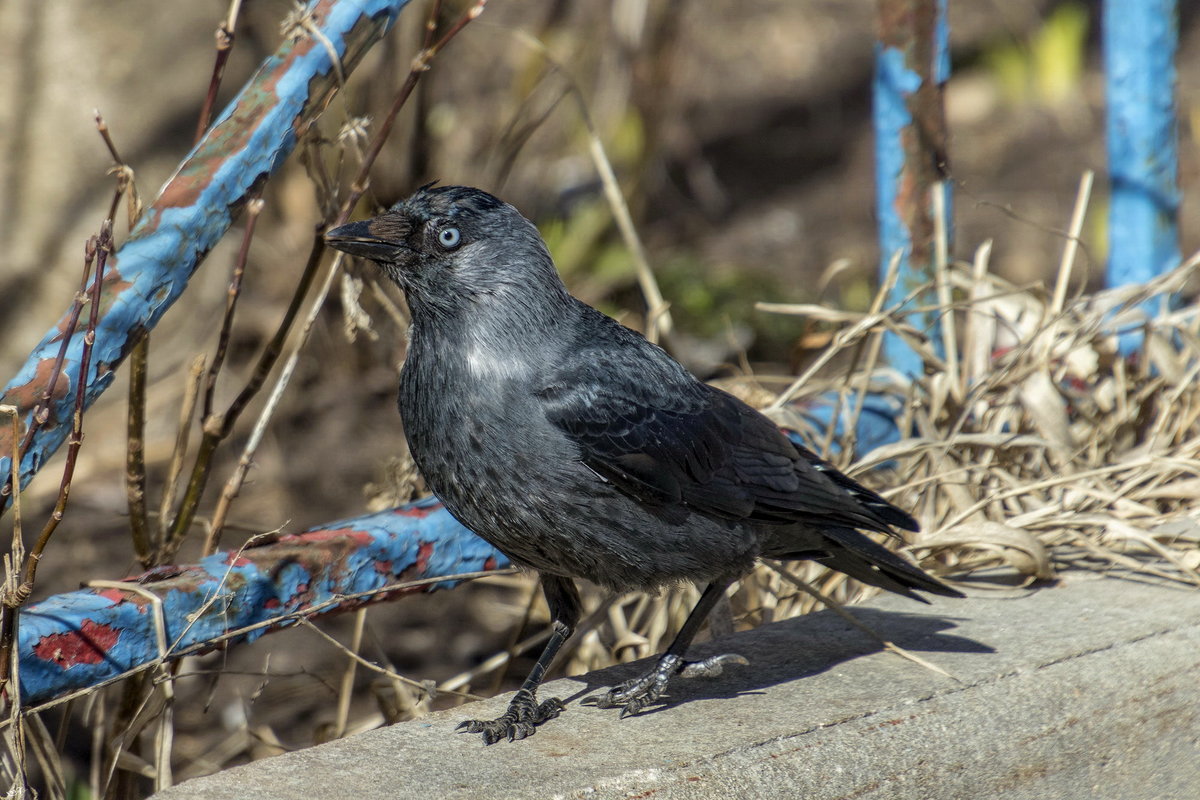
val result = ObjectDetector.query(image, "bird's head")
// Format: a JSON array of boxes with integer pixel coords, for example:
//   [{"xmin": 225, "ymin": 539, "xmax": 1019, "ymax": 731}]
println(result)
[{"xmin": 325, "ymin": 185, "xmax": 571, "ymax": 324}]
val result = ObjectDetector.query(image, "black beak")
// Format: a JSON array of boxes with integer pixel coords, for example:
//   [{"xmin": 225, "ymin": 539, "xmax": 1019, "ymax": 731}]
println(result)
[{"xmin": 325, "ymin": 219, "xmax": 406, "ymax": 262}]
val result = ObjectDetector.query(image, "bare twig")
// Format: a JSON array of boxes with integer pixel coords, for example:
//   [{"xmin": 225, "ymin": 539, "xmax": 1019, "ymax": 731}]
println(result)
[
  {"xmin": 165, "ymin": 225, "xmax": 319, "ymax": 556},
  {"xmin": 0, "ymin": 248, "xmax": 98, "ymax": 506},
  {"xmin": 94, "ymin": 111, "xmax": 157, "ymax": 571},
  {"xmin": 299, "ymin": 614, "xmax": 481, "ymax": 706},
  {"xmin": 331, "ymin": 608, "xmax": 367, "ymax": 739},
  {"xmin": 339, "ymin": 0, "xmax": 488, "ymax": 226},
  {"xmin": 202, "ymin": 249, "xmax": 344, "ymax": 555},
  {"xmin": 126, "ymin": 336, "xmax": 153, "ymax": 568},
  {"xmin": 24, "ymin": 224, "xmax": 111, "ymax": 590},
  {"xmin": 154, "ymin": 356, "xmax": 206, "ymax": 560},
  {"xmin": 196, "ymin": 0, "xmax": 245, "ymax": 141},
  {"xmin": 0, "ymin": 223, "xmax": 112, "ymax": 695},
  {"xmin": 203, "ymin": 197, "xmax": 264, "ymax": 420}
]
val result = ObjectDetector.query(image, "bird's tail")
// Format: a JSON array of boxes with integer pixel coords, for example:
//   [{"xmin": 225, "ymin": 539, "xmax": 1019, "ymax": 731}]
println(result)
[{"xmin": 773, "ymin": 527, "xmax": 962, "ymax": 603}]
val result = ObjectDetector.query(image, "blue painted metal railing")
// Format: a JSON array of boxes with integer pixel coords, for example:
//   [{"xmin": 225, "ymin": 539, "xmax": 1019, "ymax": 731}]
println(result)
[
  {"xmin": 19, "ymin": 499, "xmax": 506, "ymax": 707},
  {"xmin": 874, "ymin": 0, "xmax": 1182, "ymax": 369}
]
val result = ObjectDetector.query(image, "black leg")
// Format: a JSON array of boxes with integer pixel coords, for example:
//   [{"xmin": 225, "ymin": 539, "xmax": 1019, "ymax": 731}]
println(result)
[
  {"xmin": 457, "ymin": 575, "xmax": 582, "ymax": 744},
  {"xmin": 587, "ymin": 579, "xmax": 747, "ymax": 717}
]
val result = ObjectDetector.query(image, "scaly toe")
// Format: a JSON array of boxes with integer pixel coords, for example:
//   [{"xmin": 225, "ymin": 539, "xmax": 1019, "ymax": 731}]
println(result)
[
  {"xmin": 535, "ymin": 697, "xmax": 565, "ymax": 720},
  {"xmin": 456, "ymin": 691, "xmax": 564, "ymax": 744},
  {"xmin": 678, "ymin": 653, "xmax": 749, "ymax": 679},
  {"xmin": 585, "ymin": 679, "xmax": 645, "ymax": 709}
]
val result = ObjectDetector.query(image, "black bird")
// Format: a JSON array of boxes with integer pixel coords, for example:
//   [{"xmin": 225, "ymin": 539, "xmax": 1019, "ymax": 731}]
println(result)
[{"xmin": 325, "ymin": 185, "xmax": 960, "ymax": 744}]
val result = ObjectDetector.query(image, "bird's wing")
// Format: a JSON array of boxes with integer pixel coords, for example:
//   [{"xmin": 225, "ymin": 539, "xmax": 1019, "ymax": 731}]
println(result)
[{"xmin": 537, "ymin": 341, "xmax": 911, "ymax": 534}]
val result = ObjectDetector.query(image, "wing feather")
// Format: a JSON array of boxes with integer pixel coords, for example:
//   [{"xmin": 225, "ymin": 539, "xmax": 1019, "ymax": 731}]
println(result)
[{"xmin": 537, "ymin": 333, "xmax": 914, "ymax": 536}]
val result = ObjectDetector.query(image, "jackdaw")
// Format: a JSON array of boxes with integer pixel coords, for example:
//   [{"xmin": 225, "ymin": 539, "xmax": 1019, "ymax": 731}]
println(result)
[{"xmin": 325, "ymin": 185, "xmax": 960, "ymax": 745}]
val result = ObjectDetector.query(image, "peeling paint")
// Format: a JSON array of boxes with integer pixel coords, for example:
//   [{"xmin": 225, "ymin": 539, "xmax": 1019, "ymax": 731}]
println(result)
[
  {"xmin": 18, "ymin": 500, "xmax": 506, "ymax": 706},
  {"xmin": 0, "ymin": 0, "xmax": 413, "ymax": 508},
  {"xmin": 32, "ymin": 620, "xmax": 121, "ymax": 668}
]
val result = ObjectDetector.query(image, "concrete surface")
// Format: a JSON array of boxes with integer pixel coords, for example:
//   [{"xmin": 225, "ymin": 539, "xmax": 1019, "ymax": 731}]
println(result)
[{"xmin": 152, "ymin": 574, "xmax": 1200, "ymax": 800}]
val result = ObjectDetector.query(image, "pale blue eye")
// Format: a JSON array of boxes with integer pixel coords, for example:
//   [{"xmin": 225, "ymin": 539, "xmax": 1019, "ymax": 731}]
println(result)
[{"xmin": 438, "ymin": 227, "xmax": 462, "ymax": 250}]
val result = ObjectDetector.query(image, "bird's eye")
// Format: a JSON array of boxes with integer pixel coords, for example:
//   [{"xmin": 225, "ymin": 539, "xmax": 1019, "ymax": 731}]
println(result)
[{"xmin": 437, "ymin": 226, "xmax": 462, "ymax": 250}]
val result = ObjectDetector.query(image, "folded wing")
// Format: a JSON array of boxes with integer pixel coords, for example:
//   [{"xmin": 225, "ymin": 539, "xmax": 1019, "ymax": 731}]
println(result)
[{"xmin": 537, "ymin": 338, "xmax": 916, "ymax": 537}]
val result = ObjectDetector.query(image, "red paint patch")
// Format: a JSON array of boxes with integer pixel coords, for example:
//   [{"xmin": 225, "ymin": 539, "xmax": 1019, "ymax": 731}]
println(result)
[
  {"xmin": 483, "ymin": 556, "xmax": 498, "ymax": 572},
  {"xmin": 295, "ymin": 527, "xmax": 374, "ymax": 546},
  {"xmin": 414, "ymin": 542, "xmax": 433, "ymax": 574},
  {"xmin": 374, "ymin": 560, "xmax": 393, "ymax": 574},
  {"xmin": 264, "ymin": 598, "xmax": 280, "ymax": 609},
  {"xmin": 392, "ymin": 502, "xmax": 441, "ymax": 519},
  {"xmin": 33, "ymin": 620, "xmax": 121, "ymax": 668},
  {"xmin": 223, "ymin": 553, "xmax": 252, "ymax": 567}
]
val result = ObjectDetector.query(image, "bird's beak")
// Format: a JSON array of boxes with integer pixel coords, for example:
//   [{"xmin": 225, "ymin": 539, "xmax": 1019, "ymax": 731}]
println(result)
[{"xmin": 325, "ymin": 218, "xmax": 409, "ymax": 262}]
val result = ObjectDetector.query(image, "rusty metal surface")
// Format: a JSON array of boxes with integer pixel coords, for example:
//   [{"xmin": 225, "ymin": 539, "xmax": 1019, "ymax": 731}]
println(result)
[{"xmin": 19, "ymin": 496, "xmax": 505, "ymax": 707}]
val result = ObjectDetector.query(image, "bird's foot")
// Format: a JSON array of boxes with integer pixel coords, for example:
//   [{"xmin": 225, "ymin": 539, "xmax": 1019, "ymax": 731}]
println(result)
[
  {"xmin": 456, "ymin": 688, "xmax": 564, "ymax": 744},
  {"xmin": 585, "ymin": 652, "xmax": 748, "ymax": 718}
]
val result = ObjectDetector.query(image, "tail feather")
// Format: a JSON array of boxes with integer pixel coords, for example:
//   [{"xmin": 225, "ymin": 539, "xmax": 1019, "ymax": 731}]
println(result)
[{"xmin": 773, "ymin": 526, "xmax": 962, "ymax": 602}]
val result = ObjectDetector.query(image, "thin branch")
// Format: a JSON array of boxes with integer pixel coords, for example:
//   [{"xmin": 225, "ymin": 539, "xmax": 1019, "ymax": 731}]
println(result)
[
  {"xmin": 195, "ymin": 0, "xmax": 245, "ymax": 141},
  {"xmin": 0, "ymin": 223, "xmax": 112, "ymax": 693},
  {"xmin": 0, "ymin": 243, "xmax": 97, "ymax": 505},
  {"xmin": 164, "ymin": 229, "xmax": 326, "ymax": 556},
  {"xmin": 339, "ymin": 0, "xmax": 488, "ymax": 226},
  {"xmin": 202, "ymin": 249, "xmax": 344, "ymax": 554},
  {"xmin": 95, "ymin": 111, "xmax": 156, "ymax": 569},
  {"xmin": 23, "ymin": 223, "xmax": 112, "ymax": 589},
  {"xmin": 126, "ymin": 336, "xmax": 152, "ymax": 568},
  {"xmin": 155, "ymin": 356, "xmax": 206, "ymax": 558},
  {"xmin": 203, "ymin": 197, "xmax": 264, "ymax": 419}
]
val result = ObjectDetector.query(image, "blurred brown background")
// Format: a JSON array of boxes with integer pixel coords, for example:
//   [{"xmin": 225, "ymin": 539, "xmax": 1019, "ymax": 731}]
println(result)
[{"xmin": 1, "ymin": 0, "xmax": 1198, "ymax": 785}]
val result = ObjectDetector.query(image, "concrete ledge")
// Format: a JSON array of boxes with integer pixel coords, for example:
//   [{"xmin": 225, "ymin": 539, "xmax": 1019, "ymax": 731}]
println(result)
[{"xmin": 154, "ymin": 575, "xmax": 1200, "ymax": 800}]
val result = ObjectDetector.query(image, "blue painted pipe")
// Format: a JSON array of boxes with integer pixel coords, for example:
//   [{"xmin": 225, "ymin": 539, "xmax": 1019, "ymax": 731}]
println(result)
[
  {"xmin": 873, "ymin": 0, "xmax": 951, "ymax": 380},
  {"xmin": 1104, "ymin": 0, "xmax": 1180, "ymax": 300},
  {"xmin": 18, "ymin": 498, "xmax": 507, "ymax": 707}
]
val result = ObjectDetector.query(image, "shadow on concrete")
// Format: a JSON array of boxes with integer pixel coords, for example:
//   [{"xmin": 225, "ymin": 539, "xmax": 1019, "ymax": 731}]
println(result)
[{"xmin": 562, "ymin": 605, "xmax": 994, "ymax": 714}]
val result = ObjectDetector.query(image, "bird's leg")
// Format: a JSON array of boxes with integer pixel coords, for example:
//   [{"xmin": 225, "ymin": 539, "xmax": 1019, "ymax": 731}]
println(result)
[
  {"xmin": 587, "ymin": 580, "xmax": 747, "ymax": 718},
  {"xmin": 457, "ymin": 575, "xmax": 581, "ymax": 744}
]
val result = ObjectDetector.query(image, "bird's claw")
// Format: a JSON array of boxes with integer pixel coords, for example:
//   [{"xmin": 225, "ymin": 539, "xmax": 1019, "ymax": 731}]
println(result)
[
  {"xmin": 585, "ymin": 652, "xmax": 747, "ymax": 718},
  {"xmin": 457, "ymin": 690, "xmax": 563, "ymax": 745}
]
